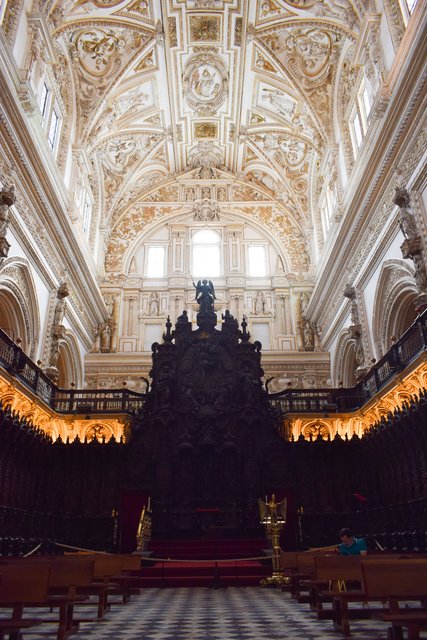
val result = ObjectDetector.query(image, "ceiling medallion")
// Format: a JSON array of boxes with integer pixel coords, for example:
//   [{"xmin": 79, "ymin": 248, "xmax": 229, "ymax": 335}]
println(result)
[{"xmin": 183, "ymin": 49, "xmax": 228, "ymax": 115}]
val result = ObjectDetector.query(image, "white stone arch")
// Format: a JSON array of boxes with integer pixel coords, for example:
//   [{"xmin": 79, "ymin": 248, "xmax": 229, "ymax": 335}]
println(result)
[
  {"xmin": 56, "ymin": 332, "xmax": 84, "ymax": 389},
  {"xmin": 122, "ymin": 207, "xmax": 294, "ymax": 277},
  {"xmin": 372, "ymin": 259, "xmax": 418, "ymax": 357},
  {"xmin": 334, "ymin": 330, "xmax": 357, "ymax": 388},
  {"xmin": 0, "ymin": 257, "xmax": 40, "ymax": 359}
]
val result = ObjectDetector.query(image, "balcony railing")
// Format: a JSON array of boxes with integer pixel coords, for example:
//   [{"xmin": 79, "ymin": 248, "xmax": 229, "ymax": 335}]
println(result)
[
  {"xmin": 0, "ymin": 308, "xmax": 425, "ymax": 418},
  {"xmin": 267, "ymin": 308, "xmax": 427, "ymax": 415},
  {"xmin": 0, "ymin": 329, "xmax": 145, "ymax": 415}
]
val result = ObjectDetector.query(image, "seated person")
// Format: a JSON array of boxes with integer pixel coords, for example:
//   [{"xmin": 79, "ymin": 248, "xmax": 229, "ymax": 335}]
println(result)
[{"xmin": 338, "ymin": 527, "xmax": 367, "ymax": 555}]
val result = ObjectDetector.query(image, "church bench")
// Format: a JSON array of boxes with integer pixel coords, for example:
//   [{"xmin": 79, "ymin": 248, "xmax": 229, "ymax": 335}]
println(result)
[
  {"xmin": 0, "ymin": 564, "xmax": 50, "ymax": 640},
  {"xmin": 380, "ymin": 612, "xmax": 427, "ymax": 640},
  {"xmin": 310, "ymin": 553, "xmax": 403, "ymax": 616},
  {"xmin": 290, "ymin": 552, "xmax": 331, "ymax": 603},
  {"xmin": 66, "ymin": 553, "xmax": 128, "ymax": 618},
  {"xmin": 110, "ymin": 554, "xmax": 142, "ymax": 603},
  {"xmin": 362, "ymin": 558, "xmax": 427, "ymax": 640},
  {"xmin": 309, "ymin": 555, "xmax": 362, "ymax": 618},
  {"xmin": 0, "ymin": 555, "xmax": 95, "ymax": 640},
  {"xmin": 330, "ymin": 557, "xmax": 427, "ymax": 637},
  {"xmin": 280, "ymin": 551, "xmax": 298, "ymax": 590}
]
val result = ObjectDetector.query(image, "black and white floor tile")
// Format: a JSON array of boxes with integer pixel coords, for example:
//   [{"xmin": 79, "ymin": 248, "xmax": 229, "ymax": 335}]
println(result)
[{"xmin": 8, "ymin": 587, "xmax": 427, "ymax": 639}]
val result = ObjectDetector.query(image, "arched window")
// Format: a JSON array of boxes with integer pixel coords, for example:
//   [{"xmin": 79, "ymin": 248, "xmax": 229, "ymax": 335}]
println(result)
[{"xmin": 192, "ymin": 230, "xmax": 221, "ymax": 277}]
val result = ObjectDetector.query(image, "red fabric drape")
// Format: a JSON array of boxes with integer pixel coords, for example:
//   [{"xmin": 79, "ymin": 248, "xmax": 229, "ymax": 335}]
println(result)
[{"xmin": 119, "ymin": 489, "xmax": 149, "ymax": 553}]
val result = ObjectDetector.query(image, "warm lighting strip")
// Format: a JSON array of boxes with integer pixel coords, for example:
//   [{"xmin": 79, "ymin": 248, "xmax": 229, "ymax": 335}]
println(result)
[
  {"xmin": 282, "ymin": 360, "xmax": 427, "ymax": 441},
  {"xmin": 0, "ymin": 376, "xmax": 129, "ymax": 443},
  {"xmin": 1, "ymin": 359, "xmax": 426, "ymax": 444}
]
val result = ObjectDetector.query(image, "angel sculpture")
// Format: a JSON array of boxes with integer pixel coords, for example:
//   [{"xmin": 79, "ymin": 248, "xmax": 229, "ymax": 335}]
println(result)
[{"xmin": 194, "ymin": 279, "xmax": 216, "ymax": 313}]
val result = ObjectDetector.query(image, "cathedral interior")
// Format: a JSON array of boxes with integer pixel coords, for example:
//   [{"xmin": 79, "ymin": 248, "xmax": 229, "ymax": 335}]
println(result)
[{"xmin": 0, "ymin": 0, "xmax": 426, "ymax": 562}]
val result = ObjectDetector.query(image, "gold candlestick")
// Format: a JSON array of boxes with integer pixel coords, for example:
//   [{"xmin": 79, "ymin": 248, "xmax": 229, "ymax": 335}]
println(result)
[{"xmin": 258, "ymin": 494, "xmax": 290, "ymax": 587}]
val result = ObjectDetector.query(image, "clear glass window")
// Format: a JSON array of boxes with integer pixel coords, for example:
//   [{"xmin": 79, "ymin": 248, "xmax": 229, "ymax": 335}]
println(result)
[
  {"xmin": 82, "ymin": 198, "xmax": 92, "ymax": 236},
  {"xmin": 146, "ymin": 246, "xmax": 165, "ymax": 277},
  {"xmin": 192, "ymin": 230, "xmax": 220, "ymax": 277},
  {"xmin": 361, "ymin": 86, "xmax": 372, "ymax": 119},
  {"xmin": 248, "ymin": 245, "xmax": 267, "ymax": 277},
  {"xmin": 39, "ymin": 83, "xmax": 49, "ymax": 117},
  {"xmin": 48, "ymin": 109, "xmax": 59, "ymax": 149}
]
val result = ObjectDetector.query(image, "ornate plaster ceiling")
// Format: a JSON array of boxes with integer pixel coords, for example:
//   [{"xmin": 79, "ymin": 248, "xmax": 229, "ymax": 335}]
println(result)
[{"xmin": 46, "ymin": 0, "xmax": 365, "ymax": 275}]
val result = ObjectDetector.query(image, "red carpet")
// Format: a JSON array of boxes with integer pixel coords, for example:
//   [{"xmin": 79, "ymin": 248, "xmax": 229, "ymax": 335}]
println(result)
[{"xmin": 137, "ymin": 539, "xmax": 272, "ymax": 587}]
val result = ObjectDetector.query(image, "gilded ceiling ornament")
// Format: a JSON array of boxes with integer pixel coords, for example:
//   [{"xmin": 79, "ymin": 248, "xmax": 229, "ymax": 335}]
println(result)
[
  {"xmin": 255, "ymin": 51, "xmax": 276, "ymax": 72},
  {"xmin": 261, "ymin": 26, "xmax": 340, "ymax": 87},
  {"xmin": 123, "ymin": 0, "xmax": 151, "ymax": 17},
  {"xmin": 183, "ymin": 50, "xmax": 228, "ymax": 115},
  {"xmin": 194, "ymin": 122, "xmax": 218, "ymax": 138},
  {"xmin": 72, "ymin": 28, "xmax": 125, "ymax": 78},
  {"xmin": 258, "ymin": 0, "xmax": 288, "ymax": 19},
  {"xmin": 234, "ymin": 17, "xmax": 242, "ymax": 46},
  {"xmin": 135, "ymin": 48, "xmax": 155, "ymax": 71},
  {"xmin": 79, "ymin": 0, "xmax": 123, "ymax": 6},
  {"xmin": 189, "ymin": 15, "xmax": 221, "ymax": 42},
  {"xmin": 167, "ymin": 17, "xmax": 178, "ymax": 47},
  {"xmin": 282, "ymin": 0, "xmax": 316, "ymax": 7}
]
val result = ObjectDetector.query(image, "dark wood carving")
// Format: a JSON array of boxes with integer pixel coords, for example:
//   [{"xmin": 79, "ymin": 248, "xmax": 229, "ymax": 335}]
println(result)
[{"xmin": 127, "ymin": 285, "xmax": 284, "ymax": 538}]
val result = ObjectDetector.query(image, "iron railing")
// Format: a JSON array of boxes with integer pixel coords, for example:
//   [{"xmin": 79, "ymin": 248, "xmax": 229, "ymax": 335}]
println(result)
[
  {"xmin": 267, "ymin": 308, "xmax": 427, "ymax": 415},
  {"xmin": 0, "ymin": 308, "xmax": 426, "ymax": 417},
  {"xmin": 0, "ymin": 329, "xmax": 145, "ymax": 415}
]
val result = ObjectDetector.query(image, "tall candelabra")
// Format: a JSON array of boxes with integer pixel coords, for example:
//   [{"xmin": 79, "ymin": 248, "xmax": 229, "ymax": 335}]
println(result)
[
  {"xmin": 136, "ymin": 498, "xmax": 152, "ymax": 552},
  {"xmin": 258, "ymin": 494, "xmax": 290, "ymax": 587}
]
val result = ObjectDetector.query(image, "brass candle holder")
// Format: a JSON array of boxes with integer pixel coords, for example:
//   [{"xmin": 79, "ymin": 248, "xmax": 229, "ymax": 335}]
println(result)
[
  {"xmin": 258, "ymin": 494, "xmax": 290, "ymax": 587},
  {"xmin": 136, "ymin": 497, "xmax": 152, "ymax": 552}
]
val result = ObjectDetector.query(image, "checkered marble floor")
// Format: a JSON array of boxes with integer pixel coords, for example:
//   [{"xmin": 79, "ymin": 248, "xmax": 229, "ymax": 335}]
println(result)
[{"xmin": 9, "ymin": 587, "xmax": 427, "ymax": 640}]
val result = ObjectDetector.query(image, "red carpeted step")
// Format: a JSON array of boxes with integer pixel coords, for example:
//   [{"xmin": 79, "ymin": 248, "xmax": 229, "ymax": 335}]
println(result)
[{"xmin": 137, "ymin": 538, "xmax": 272, "ymax": 587}]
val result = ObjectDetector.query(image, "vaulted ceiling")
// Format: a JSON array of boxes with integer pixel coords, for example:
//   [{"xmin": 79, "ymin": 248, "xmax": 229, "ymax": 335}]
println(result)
[{"xmin": 47, "ymin": 0, "xmax": 365, "ymax": 275}]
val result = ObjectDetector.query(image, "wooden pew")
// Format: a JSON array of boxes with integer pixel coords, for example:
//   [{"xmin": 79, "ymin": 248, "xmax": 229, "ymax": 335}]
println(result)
[
  {"xmin": 290, "ymin": 552, "xmax": 330, "ymax": 603},
  {"xmin": 310, "ymin": 555, "xmax": 362, "ymax": 619},
  {"xmin": 0, "ymin": 564, "xmax": 50, "ymax": 640},
  {"xmin": 111, "ymin": 554, "xmax": 142, "ymax": 603},
  {"xmin": 65, "ymin": 552, "xmax": 141, "ymax": 614},
  {"xmin": 70, "ymin": 553, "xmax": 125, "ymax": 618},
  {"xmin": 361, "ymin": 558, "xmax": 427, "ymax": 640},
  {"xmin": 331, "ymin": 557, "xmax": 427, "ymax": 637},
  {"xmin": 0, "ymin": 555, "xmax": 95, "ymax": 640}
]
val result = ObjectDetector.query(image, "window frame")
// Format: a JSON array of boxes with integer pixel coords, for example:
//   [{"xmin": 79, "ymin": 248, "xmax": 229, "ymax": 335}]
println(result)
[
  {"xmin": 191, "ymin": 228, "xmax": 222, "ymax": 278},
  {"xmin": 146, "ymin": 245, "xmax": 167, "ymax": 278},
  {"xmin": 247, "ymin": 244, "xmax": 268, "ymax": 278}
]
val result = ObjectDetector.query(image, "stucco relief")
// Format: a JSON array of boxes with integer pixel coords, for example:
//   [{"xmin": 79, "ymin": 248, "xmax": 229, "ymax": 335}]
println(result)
[
  {"xmin": 259, "ymin": 25, "xmax": 343, "ymax": 136},
  {"xmin": 234, "ymin": 204, "xmax": 310, "ymax": 271},
  {"xmin": 67, "ymin": 26, "xmax": 151, "ymax": 130},
  {"xmin": 183, "ymin": 50, "xmax": 228, "ymax": 114},
  {"xmin": 246, "ymin": 134, "xmax": 310, "ymax": 215},
  {"xmin": 95, "ymin": 133, "xmax": 163, "ymax": 212},
  {"xmin": 105, "ymin": 206, "xmax": 172, "ymax": 272},
  {"xmin": 383, "ymin": 0, "xmax": 405, "ymax": 50},
  {"xmin": 257, "ymin": 1, "xmax": 294, "ymax": 22}
]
